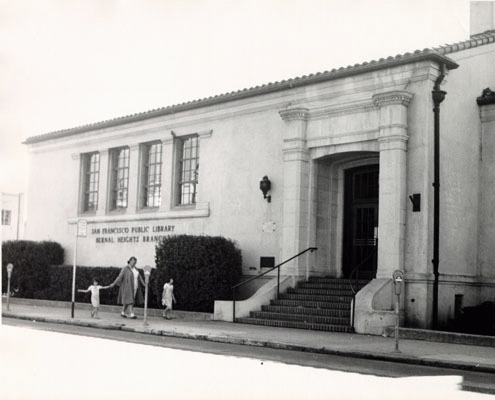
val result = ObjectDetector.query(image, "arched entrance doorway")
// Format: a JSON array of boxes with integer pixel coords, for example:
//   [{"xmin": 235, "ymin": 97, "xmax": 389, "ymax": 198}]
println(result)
[
  {"xmin": 342, "ymin": 164, "xmax": 379, "ymax": 279},
  {"xmin": 312, "ymin": 153, "xmax": 379, "ymax": 278}
]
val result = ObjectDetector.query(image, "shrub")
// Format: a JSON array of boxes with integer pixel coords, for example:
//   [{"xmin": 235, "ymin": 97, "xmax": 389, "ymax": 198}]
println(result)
[
  {"xmin": 154, "ymin": 235, "xmax": 242, "ymax": 312},
  {"xmin": 2, "ymin": 240, "xmax": 64, "ymax": 298}
]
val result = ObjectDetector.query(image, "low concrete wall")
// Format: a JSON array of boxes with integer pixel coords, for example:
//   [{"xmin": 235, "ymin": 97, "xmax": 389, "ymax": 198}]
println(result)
[
  {"xmin": 235, "ymin": 276, "xmax": 273, "ymax": 300},
  {"xmin": 213, "ymin": 275, "xmax": 296, "ymax": 322},
  {"xmin": 383, "ymin": 326, "xmax": 495, "ymax": 347},
  {"xmin": 354, "ymin": 278, "xmax": 401, "ymax": 335}
]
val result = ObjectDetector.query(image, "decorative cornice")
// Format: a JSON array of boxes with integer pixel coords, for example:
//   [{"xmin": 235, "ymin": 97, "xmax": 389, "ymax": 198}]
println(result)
[
  {"xmin": 373, "ymin": 90, "xmax": 414, "ymax": 108},
  {"xmin": 477, "ymin": 88, "xmax": 495, "ymax": 106},
  {"xmin": 279, "ymin": 107, "xmax": 310, "ymax": 122}
]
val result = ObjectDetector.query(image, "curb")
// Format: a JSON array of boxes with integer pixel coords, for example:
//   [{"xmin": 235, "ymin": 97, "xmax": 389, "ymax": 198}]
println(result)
[{"xmin": 4, "ymin": 311, "xmax": 495, "ymax": 374}]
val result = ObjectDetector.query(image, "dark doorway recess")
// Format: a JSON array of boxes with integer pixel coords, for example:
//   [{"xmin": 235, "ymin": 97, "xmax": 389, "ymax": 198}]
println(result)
[{"xmin": 343, "ymin": 165, "xmax": 379, "ymax": 279}]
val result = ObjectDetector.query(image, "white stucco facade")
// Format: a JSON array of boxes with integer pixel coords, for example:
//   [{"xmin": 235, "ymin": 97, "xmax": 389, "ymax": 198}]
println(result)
[{"xmin": 22, "ymin": 24, "xmax": 495, "ymax": 332}]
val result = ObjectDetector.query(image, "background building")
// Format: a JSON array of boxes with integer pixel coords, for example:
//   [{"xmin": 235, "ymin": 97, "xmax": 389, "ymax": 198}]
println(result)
[{"xmin": 1, "ymin": 192, "xmax": 24, "ymax": 242}]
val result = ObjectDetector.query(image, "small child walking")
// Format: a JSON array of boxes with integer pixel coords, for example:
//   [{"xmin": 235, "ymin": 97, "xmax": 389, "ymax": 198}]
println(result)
[
  {"xmin": 78, "ymin": 279, "xmax": 110, "ymax": 319},
  {"xmin": 161, "ymin": 278, "xmax": 176, "ymax": 319}
]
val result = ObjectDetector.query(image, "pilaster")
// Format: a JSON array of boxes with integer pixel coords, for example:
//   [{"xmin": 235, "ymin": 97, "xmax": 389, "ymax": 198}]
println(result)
[
  {"xmin": 279, "ymin": 107, "xmax": 310, "ymax": 276},
  {"xmin": 373, "ymin": 90, "xmax": 413, "ymax": 278},
  {"xmin": 477, "ymin": 91, "xmax": 495, "ymax": 276}
]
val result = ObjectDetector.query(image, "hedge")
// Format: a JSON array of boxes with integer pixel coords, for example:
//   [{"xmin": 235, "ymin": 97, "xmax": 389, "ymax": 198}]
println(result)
[
  {"xmin": 2, "ymin": 240, "xmax": 64, "ymax": 298},
  {"xmin": 154, "ymin": 234, "xmax": 242, "ymax": 312},
  {"xmin": 3, "ymin": 235, "xmax": 243, "ymax": 313}
]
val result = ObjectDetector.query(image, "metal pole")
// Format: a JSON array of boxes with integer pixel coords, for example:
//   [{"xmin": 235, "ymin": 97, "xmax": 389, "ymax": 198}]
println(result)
[
  {"xmin": 232, "ymin": 288, "xmax": 236, "ymax": 323},
  {"xmin": 432, "ymin": 88, "xmax": 446, "ymax": 330},
  {"xmin": 7, "ymin": 273, "xmax": 11, "ymax": 311},
  {"xmin": 394, "ymin": 291, "xmax": 400, "ymax": 352},
  {"xmin": 143, "ymin": 274, "xmax": 149, "ymax": 326},
  {"xmin": 71, "ymin": 231, "xmax": 78, "ymax": 318}
]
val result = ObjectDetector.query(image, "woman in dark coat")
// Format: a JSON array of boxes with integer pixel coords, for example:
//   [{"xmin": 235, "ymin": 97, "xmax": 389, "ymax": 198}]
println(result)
[{"xmin": 109, "ymin": 256, "xmax": 145, "ymax": 319}]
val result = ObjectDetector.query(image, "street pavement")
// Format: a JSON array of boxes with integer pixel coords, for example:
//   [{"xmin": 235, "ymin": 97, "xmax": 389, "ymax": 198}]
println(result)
[{"xmin": 2, "ymin": 298, "xmax": 495, "ymax": 375}]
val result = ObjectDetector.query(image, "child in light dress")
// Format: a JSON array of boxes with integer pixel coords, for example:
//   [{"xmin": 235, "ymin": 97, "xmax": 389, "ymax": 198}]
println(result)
[
  {"xmin": 161, "ymin": 278, "xmax": 177, "ymax": 319},
  {"xmin": 78, "ymin": 279, "xmax": 110, "ymax": 319}
]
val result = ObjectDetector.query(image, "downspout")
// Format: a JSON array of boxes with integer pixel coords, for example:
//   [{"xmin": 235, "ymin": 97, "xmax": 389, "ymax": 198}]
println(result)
[{"xmin": 432, "ymin": 64, "xmax": 446, "ymax": 330}]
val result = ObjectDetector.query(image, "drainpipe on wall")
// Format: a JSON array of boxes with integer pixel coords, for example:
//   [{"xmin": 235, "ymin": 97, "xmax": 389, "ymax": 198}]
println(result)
[{"xmin": 432, "ymin": 63, "xmax": 446, "ymax": 330}]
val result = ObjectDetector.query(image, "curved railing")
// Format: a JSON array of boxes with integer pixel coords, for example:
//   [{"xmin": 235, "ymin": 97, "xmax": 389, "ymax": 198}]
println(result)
[{"xmin": 231, "ymin": 247, "xmax": 318, "ymax": 322}]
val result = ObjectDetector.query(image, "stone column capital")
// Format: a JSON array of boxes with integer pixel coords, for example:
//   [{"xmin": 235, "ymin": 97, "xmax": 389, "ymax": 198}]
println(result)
[
  {"xmin": 373, "ymin": 90, "xmax": 414, "ymax": 108},
  {"xmin": 279, "ymin": 107, "xmax": 310, "ymax": 122}
]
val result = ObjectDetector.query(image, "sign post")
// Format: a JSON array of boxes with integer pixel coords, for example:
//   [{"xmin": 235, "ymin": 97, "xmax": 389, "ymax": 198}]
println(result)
[
  {"xmin": 6, "ymin": 263, "xmax": 14, "ymax": 311},
  {"xmin": 72, "ymin": 219, "xmax": 87, "ymax": 318},
  {"xmin": 392, "ymin": 270, "xmax": 404, "ymax": 353}
]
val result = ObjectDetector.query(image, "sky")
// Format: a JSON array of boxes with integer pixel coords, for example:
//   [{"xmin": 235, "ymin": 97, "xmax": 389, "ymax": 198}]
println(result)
[{"xmin": 0, "ymin": 0, "xmax": 473, "ymax": 194}]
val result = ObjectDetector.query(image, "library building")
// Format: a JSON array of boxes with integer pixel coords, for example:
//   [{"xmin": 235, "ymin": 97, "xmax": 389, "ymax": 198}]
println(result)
[{"xmin": 23, "ymin": 4, "xmax": 495, "ymax": 333}]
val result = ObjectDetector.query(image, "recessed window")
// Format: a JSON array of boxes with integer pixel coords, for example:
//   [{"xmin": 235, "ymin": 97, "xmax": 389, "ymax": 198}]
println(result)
[
  {"xmin": 177, "ymin": 135, "xmax": 199, "ymax": 205},
  {"xmin": 110, "ymin": 147, "xmax": 130, "ymax": 210},
  {"xmin": 1, "ymin": 209, "xmax": 11, "ymax": 225},
  {"xmin": 142, "ymin": 142, "xmax": 162, "ymax": 208},
  {"xmin": 82, "ymin": 152, "xmax": 100, "ymax": 212}
]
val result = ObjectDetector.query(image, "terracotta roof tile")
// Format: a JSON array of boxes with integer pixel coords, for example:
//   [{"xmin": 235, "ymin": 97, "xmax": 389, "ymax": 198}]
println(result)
[{"xmin": 25, "ymin": 32, "xmax": 495, "ymax": 145}]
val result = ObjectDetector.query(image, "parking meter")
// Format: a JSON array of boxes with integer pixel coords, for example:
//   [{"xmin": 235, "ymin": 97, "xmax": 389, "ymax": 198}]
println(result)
[
  {"xmin": 6, "ymin": 263, "xmax": 13, "ymax": 278},
  {"xmin": 393, "ymin": 270, "xmax": 404, "ymax": 295},
  {"xmin": 6, "ymin": 263, "xmax": 14, "ymax": 311},
  {"xmin": 392, "ymin": 270, "xmax": 404, "ymax": 352}
]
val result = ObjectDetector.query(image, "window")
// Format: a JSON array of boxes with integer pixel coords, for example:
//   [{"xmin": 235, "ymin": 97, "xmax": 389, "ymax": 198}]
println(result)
[
  {"xmin": 110, "ymin": 147, "xmax": 130, "ymax": 210},
  {"xmin": 177, "ymin": 135, "xmax": 199, "ymax": 205},
  {"xmin": 1, "ymin": 210, "xmax": 11, "ymax": 225},
  {"xmin": 83, "ymin": 152, "xmax": 100, "ymax": 212},
  {"xmin": 142, "ymin": 142, "xmax": 162, "ymax": 208}
]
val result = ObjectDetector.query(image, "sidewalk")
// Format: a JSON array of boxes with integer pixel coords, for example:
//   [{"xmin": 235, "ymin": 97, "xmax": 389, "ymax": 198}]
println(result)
[{"xmin": 3, "ymin": 298, "xmax": 495, "ymax": 375}]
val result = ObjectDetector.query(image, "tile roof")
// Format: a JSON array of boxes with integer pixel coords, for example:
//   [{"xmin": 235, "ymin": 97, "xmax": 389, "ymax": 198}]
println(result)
[{"xmin": 24, "ymin": 31, "xmax": 495, "ymax": 145}]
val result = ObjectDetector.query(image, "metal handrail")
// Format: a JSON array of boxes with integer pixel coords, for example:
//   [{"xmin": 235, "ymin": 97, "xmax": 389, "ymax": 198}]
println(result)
[{"xmin": 232, "ymin": 247, "xmax": 317, "ymax": 322}]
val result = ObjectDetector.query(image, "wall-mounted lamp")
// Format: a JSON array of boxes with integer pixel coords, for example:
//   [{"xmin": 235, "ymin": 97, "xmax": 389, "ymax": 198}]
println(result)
[{"xmin": 259, "ymin": 176, "xmax": 271, "ymax": 203}]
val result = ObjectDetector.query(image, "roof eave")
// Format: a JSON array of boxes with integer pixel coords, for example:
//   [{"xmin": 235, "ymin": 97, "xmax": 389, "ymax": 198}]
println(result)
[{"xmin": 23, "ymin": 50, "xmax": 458, "ymax": 145}]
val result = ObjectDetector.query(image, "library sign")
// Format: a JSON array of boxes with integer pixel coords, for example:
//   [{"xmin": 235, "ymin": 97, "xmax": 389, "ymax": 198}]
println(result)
[{"xmin": 91, "ymin": 224, "xmax": 175, "ymax": 244}]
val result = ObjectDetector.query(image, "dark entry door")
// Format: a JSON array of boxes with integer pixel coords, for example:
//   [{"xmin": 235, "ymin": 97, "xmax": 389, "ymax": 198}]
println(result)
[{"xmin": 343, "ymin": 165, "xmax": 379, "ymax": 279}]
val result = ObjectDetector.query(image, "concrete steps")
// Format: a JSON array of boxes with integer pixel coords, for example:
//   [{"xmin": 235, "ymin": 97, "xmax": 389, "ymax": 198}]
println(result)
[{"xmin": 237, "ymin": 277, "xmax": 370, "ymax": 333}]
